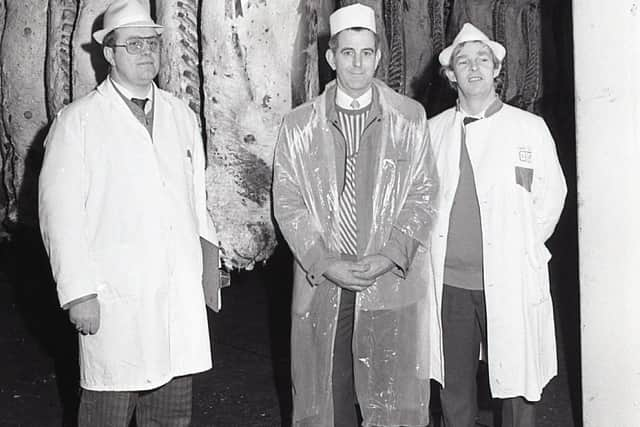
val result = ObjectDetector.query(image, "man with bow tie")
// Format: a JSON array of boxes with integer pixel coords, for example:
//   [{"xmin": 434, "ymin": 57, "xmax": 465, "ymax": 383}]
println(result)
[
  {"xmin": 38, "ymin": 0, "xmax": 217, "ymax": 425},
  {"xmin": 428, "ymin": 23, "xmax": 567, "ymax": 426},
  {"xmin": 272, "ymin": 3, "xmax": 439, "ymax": 426}
]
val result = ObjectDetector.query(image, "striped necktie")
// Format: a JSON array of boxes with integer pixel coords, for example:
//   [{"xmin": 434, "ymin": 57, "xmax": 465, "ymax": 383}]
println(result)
[
  {"xmin": 338, "ymin": 151, "xmax": 358, "ymax": 255},
  {"xmin": 337, "ymin": 109, "xmax": 367, "ymax": 255}
]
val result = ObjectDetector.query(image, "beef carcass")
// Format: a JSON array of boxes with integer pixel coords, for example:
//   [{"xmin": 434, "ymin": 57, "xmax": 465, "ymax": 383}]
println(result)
[
  {"xmin": 383, "ymin": 0, "xmax": 405, "ymax": 93},
  {"xmin": 0, "ymin": 0, "xmax": 49, "ymax": 226},
  {"xmin": 156, "ymin": 0, "xmax": 202, "ymax": 115},
  {"xmin": 0, "ymin": 0, "xmax": 8, "ymax": 230},
  {"xmin": 46, "ymin": 0, "xmax": 77, "ymax": 117},
  {"xmin": 404, "ymin": 0, "xmax": 437, "ymax": 100},
  {"xmin": 494, "ymin": 0, "xmax": 542, "ymax": 112},
  {"xmin": 316, "ymin": 0, "xmax": 336, "ymax": 87},
  {"xmin": 201, "ymin": 0, "xmax": 318, "ymax": 269},
  {"xmin": 71, "ymin": 0, "xmax": 110, "ymax": 98}
]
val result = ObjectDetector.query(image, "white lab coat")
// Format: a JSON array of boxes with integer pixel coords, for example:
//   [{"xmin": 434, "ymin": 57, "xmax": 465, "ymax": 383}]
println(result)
[
  {"xmin": 39, "ymin": 79, "xmax": 216, "ymax": 391},
  {"xmin": 428, "ymin": 103, "xmax": 567, "ymax": 401}
]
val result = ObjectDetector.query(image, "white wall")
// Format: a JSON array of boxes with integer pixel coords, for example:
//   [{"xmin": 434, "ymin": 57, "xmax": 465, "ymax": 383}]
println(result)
[{"xmin": 573, "ymin": 2, "xmax": 640, "ymax": 425}]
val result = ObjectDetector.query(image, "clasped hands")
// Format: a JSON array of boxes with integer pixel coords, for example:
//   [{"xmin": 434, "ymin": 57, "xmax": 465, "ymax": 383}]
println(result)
[{"xmin": 323, "ymin": 254, "xmax": 395, "ymax": 292}]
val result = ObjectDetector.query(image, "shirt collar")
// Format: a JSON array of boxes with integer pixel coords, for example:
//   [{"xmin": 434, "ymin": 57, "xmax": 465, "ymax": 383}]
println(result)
[
  {"xmin": 335, "ymin": 86, "xmax": 373, "ymax": 110},
  {"xmin": 109, "ymin": 77, "xmax": 154, "ymax": 112},
  {"xmin": 457, "ymin": 97, "xmax": 503, "ymax": 120}
]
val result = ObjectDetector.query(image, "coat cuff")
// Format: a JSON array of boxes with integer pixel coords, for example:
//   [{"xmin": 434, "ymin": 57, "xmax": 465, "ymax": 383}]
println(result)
[
  {"xmin": 56, "ymin": 278, "xmax": 98, "ymax": 309},
  {"xmin": 301, "ymin": 240, "xmax": 339, "ymax": 286},
  {"xmin": 62, "ymin": 293, "xmax": 98, "ymax": 310},
  {"xmin": 380, "ymin": 227, "xmax": 420, "ymax": 278}
]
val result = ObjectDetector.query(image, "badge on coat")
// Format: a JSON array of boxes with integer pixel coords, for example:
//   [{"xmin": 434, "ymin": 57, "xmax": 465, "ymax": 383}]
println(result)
[
  {"xmin": 515, "ymin": 146, "xmax": 534, "ymax": 192},
  {"xmin": 518, "ymin": 146, "xmax": 533, "ymax": 163}
]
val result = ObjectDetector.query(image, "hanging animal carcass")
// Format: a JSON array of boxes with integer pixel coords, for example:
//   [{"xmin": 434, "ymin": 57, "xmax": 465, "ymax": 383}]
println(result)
[
  {"xmin": 201, "ymin": 0, "xmax": 319, "ymax": 269},
  {"xmin": 0, "ymin": 0, "xmax": 49, "ymax": 227}
]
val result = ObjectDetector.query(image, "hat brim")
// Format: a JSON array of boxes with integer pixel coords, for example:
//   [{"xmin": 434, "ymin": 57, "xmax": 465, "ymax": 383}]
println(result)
[
  {"xmin": 93, "ymin": 22, "xmax": 164, "ymax": 44},
  {"xmin": 438, "ymin": 40, "xmax": 505, "ymax": 67}
]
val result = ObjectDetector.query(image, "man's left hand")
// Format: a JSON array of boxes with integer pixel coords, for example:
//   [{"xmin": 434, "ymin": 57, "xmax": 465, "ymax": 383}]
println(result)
[{"xmin": 352, "ymin": 254, "xmax": 395, "ymax": 281}]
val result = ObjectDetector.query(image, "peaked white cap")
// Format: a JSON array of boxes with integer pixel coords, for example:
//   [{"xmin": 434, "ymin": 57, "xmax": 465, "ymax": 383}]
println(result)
[
  {"xmin": 438, "ymin": 23, "xmax": 506, "ymax": 66},
  {"xmin": 329, "ymin": 3, "xmax": 376, "ymax": 36},
  {"xmin": 93, "ymin": 0, "xmax": 164, "ymax": 44}
]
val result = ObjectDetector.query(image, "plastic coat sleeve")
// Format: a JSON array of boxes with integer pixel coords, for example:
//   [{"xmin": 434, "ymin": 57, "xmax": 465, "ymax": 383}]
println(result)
[
  {"xmin": 380, "ymin": 228, "xmax": 420, "ymax": 278},
  {"xmin": 380, "ymin": 110, "xmax": 439, "ymax": 277},
  {"xmin": 273, "ymin": 120, "xmax": 339, "ymax": 286}
]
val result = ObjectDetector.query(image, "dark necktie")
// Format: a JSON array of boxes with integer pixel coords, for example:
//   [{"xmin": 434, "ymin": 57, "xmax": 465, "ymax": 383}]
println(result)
[
  {"xmin": 463, "ymin": 116, "xmax": 479, "ymax": 126},
  {"xmin": 131, "ymin": 97, "xmax": 148, "ymax": 111}
]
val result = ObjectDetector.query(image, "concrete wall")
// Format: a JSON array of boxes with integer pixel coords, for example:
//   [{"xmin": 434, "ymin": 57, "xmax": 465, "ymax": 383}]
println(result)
[{"xmin": 574, "ymin": 2, "xmax": 640, "ymax": 425}]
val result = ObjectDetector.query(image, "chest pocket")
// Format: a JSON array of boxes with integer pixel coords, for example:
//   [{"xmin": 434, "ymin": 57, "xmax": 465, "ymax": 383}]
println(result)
[{"xmin": 515, "ymin": 166, "xmax": 533, "ymax": 192}]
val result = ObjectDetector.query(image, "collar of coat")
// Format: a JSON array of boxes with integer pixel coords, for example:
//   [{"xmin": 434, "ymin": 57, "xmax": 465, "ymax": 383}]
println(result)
[
  {"xmin": 456, "ymin": 96, "xmax": 504, "ymax": 120},
  {"xmin": 95, "ymin": 78, "xmax": 171, "ymax": 111},
  {"xmin": 318, "ymin": 79, "xmax": 418, "ymax": 127}
]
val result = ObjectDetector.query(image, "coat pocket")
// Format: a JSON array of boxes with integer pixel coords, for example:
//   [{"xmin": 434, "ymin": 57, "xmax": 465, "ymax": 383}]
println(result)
[{"xmin": 515, "ymin": 166, "xmax": 533, "ymax": 192}]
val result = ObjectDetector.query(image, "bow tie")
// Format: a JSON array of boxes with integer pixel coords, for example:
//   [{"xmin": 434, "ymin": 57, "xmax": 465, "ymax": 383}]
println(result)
[{"xmin": 131, "ymin": 97, "xmax": 148, "ymax": 111}]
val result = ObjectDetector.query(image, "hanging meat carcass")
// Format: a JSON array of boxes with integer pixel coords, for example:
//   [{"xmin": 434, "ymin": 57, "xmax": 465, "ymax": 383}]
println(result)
[
  {"xmin": 316, "ymin": 0, "xmax": 336, "ymax": 87},
  {"xmin": 156, "ymin": 0, "xmax": 202, "ymax": 114},
  {"xmin": 201, "ymin": 0, "xmax": 318, "ymax": 270},
  {"xmin": 0, "ymin": 0, "xmax": 49, "ymax": 227},
  {"xmin": 404, "ymin": 0, "xmax": 438, "ymax": 100},
  {"xmin": 71, "ymin": 0, "xmax": 110, "ymax": 98},
  {"xmin": 0, "ymin": 0, "xmax": 8, "ymax": 231},
  {"xmin": 46, "ymin": 0, "xmax": 77, "ymax": 117},
  {"xmin": 494, "ymin": 0, "xmax": 542, "ymax": 112}
]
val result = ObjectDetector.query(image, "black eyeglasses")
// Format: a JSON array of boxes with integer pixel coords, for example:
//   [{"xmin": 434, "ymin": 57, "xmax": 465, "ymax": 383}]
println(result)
[{"xmin": 108, "ymin": 36, "xmax": 160, "ymax": 55}]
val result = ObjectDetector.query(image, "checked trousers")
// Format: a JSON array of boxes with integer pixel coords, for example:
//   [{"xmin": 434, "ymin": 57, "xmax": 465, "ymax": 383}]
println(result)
[{"xmin": 77, "ymin": 375, "xmax": 192, "ymax": 427}]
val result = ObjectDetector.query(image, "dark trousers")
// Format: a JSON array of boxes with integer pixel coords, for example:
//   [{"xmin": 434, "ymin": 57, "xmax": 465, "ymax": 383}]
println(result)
[
  {"xmin": 440, "ymin": 285, "xmax": 535, "ymax": 427},
  {"xmin": 332, "ymin": 288, "xmax": 360, "ymax": 427},
  {"xmin": 77, "ymin": 375, "xmax": 192, "ymax": 427}
]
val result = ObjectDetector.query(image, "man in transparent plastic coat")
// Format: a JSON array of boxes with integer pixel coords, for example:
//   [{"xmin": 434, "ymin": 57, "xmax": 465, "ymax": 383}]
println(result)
[{"xmin": 272, "ymin": 4, "xmax": 439, "ymax": 426}]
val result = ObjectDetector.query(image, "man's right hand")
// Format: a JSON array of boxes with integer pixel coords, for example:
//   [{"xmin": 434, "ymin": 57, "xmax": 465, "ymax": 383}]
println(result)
[
  {"xmin": 69, "ymin": 298, "xmax": 100, "ymax": 335},
  {"xmin": 324, "ymin": 260, "xmax": 375, "ymax": 292}
]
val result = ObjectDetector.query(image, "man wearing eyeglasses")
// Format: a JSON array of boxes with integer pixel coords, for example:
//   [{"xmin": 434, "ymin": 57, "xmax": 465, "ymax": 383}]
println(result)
[{"xmin": 38, "ymin": 1, "xmax": 217, "ymax": 425}]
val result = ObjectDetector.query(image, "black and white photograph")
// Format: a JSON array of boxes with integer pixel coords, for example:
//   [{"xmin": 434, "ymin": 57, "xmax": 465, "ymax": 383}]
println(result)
[{"xmin": 0, "ymin": 0, "xmax": 625, "ymax": 426}]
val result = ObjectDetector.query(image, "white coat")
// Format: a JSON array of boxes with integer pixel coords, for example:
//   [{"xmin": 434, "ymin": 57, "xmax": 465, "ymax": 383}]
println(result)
[
  {"xmin": 39, "ymin": 79, "xmax": 216, "ymax": 391},
  {"xmin": 428, "ymin": 103, "xmax": 567, "ymax": 401}
]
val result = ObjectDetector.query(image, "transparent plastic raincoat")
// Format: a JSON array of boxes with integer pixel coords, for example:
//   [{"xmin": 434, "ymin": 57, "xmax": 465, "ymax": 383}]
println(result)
[{"xmin": 273, "ymin": 79, "xmax": 439, "ymax": 427}]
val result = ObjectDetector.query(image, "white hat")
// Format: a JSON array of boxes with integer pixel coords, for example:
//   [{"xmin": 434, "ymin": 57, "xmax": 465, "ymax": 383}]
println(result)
[
  {"xmin": 438, "ymin": 23, "xmax": 505, "ymax": 66},
  {"xmin": 93, "ymin": 0, "xmax": 164, "ymax": 44},
  {"xmin": 329, "ymin": 3, "xmax": 376, "ymax": 36}
]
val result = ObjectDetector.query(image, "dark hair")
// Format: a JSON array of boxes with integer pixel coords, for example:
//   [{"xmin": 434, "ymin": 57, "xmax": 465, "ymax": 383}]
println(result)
[{"xmin": 328, "ymin": 27, "xmax": 379, "ymax": 52}]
